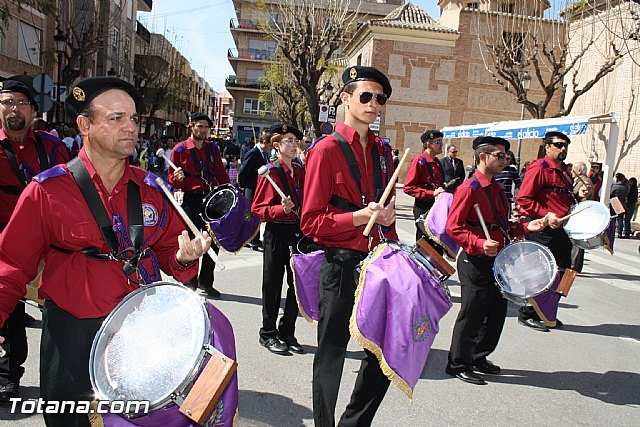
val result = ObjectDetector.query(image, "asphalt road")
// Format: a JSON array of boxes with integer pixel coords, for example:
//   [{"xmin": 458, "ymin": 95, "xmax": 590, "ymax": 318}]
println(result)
[{"xmin": 2, "ymin": 190, "xmax": 639, "ymax": 426}]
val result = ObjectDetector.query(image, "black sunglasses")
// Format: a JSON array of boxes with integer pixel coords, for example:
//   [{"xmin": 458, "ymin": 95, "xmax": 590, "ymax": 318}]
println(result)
[
  {"xmin": 349, "ymin": 91, "xmax": 388, "ymax": 105},
  {"xmin": 489, "ymin": 152, "xmax": 509, "ymax": 161},
  {"xmin": 551, "ymin": 141, "xmax": 569, "ymax": 149}
]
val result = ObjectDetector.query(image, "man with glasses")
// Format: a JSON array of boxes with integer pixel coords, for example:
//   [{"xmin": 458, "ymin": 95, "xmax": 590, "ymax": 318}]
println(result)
[
  {"xmin": 0, "ymin": 79, "xmax": 70, "ymax": 404},
  {"xmin": 404, "ymin": 129, "xmax": 446, "ymax": 248},
  {"xmin": 441, "ymin": 144, "xmax": 465, "ymax": 192},
  {"xmin": 252, "ymin": 124, "xmax": 305, "ymax": 355},
  {"xmin": 301, "ymin": 65, "xmax": 397, "ymax": 427},
  {"xmin": 517, "ymin": 131, "xmax": 590, "ymax": 331},
  {"xmin": 445, "ymin": 136, "xmax": 547, "ymax": 385},
  {"xmin": 169, "ymin": 112, "xmax": 229, "ymax": 298}
]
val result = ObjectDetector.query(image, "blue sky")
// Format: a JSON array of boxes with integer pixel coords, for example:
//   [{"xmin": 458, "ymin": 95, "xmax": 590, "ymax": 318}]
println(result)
[{"xmin": 140, "ymin": 0, "xmax": 441, "ymax": 92}]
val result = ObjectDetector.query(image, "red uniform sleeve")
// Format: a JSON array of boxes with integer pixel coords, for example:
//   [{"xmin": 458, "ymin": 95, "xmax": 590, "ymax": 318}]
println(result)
[
  {"xmin": 251, "ymin": 173, "xmax": 286, "ymax": 222},
  {"xmin": 516, "ymin": 163, "xmax": 548, "ymax": 219},
  {"xmin": 168, "ymin": 145, "xmax": 202, "ymax": 191},
  {"xmin": 446, "ymin": 184, "xmax": 484, "ymax": 255},
  {"xmin": 403, "ymin": 155, "xmax": 435, "ymax": 200},
  {"xmin": 213, "ymin": 146, "xmax": 230, "ymax": 186}
]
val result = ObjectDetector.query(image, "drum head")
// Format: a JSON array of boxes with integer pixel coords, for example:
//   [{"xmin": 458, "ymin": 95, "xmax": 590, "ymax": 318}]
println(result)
[
  {"xmin": 564, "ymin": 200, "xmax": 610, "ymax": 239},
  {"xmin": 202, "ymin": 186, "xmax": 236, "ymax": 221},
  {"xmin": 90, "ymin": 282, "xmax": 210, "ymax": 410},
  {"xmin": 494, "ymin": 241, "xmax": 557, "ymax": 299}
]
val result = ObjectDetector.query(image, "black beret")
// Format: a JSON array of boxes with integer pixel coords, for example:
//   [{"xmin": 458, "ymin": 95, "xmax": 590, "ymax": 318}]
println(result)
[
  {"xmin": 544, "ymin": 131, "xmax": 571, "ymax": 144},
  {"xmin": 190, "ymin": 112, "xmax": 213, "ymax": 127},
  {"xmin": 420, "ymin": 130, "xmax": 444, "ymax": 143},
  {"xmin": 65, "ymin": 77, "xmax": 143, "ymax": 121},
  {"xmin": 341, "ymin": 66, "xmax": 392, "ymax": 97},
  {"xmin": 270, "ymin": 123, "xmax": 303, "ymax": 140},
  {"xmin": 473, "ymin": 136, "xmax": 510, "ymax": 152},
  {"xmin": 0, "ymin": 79, "xmax": 38, "ymax": 111}
]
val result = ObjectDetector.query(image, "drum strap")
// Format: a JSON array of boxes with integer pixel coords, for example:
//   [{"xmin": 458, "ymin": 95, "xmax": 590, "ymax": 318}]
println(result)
[
  {"xmin": 1, "ymin": 133, "xmax": 50, "ymax": 187},
  {"xmin": 471, "ymin": 176, "xmax": 511, "ymax": 245},
  {"xmin": 188, "ymin": 142, "xmax": 218, "ymax": 187},
  {"xmin": 67, "ymin": 158, "xmax": 146, "ymax": 274},
  {"xmin": 420, "ymin": 154, "xmax": 443, "ymax": 189},
  {"xmin": 272, "ymin": 160, "xmax": 301, "ymax": 208}
]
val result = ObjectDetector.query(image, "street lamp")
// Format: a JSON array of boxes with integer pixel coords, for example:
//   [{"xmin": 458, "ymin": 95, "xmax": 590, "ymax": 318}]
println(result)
[
  {"xmin": 516, "ymin": 71, "xmax": 531, "ymax": 171},
  {"xmin": 54, "ymin": 27, "xmax": 66, "ymax": 124}
]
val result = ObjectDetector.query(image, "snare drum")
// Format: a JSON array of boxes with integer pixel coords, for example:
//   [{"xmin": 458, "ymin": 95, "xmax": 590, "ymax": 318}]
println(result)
[
  {"xmin": 563, "ymin": 200, "xmax": 611, "ymax": 249},
  {"xmin": 90, "ymin": 282, "xmax": 238, "ymax": 426},
  {"xmin": 493, "ymin": 241, "xmax": 557, "ymax": 305},
  {"xmin": 352, "ymin": 240, "xmax": 453, "ymax": 398},
  {"xmin": 201, "ymin": 184, "xmax": 260, "ymax": 253}
]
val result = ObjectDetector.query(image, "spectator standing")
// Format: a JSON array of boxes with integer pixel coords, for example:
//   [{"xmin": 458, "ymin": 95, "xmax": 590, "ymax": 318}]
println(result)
[{"xmin": 624, "ymin": 177, "xmax": 638, "ymax": 238}]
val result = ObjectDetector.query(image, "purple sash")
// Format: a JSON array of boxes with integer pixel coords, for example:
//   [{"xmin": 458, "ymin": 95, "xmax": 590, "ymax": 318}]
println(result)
[
  {"xmin": 425, "ymin": 192, "xmax": 459, "ymax": 259},
  {"xmin": 291, "ymin": 250, "xmax": 324, "ymax": 324},
  {"xmin": 100, "ymin": 303, "xmax": 238, "ymax": 427},
  {"xmin": 350, "ymin": 243, "xmax": 452, "ymax": 399},
  {"xmin": 528, "ymin": 272, "xmax": 561, "ymax": 327}
]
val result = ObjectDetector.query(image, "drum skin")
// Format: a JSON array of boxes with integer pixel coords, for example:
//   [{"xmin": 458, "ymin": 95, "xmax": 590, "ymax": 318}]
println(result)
[{"xmin": 563, "ymin": 200, "xmax": 611, "ymax": 249}]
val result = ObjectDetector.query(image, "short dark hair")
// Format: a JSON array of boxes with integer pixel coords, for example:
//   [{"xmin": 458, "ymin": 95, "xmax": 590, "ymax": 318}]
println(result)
[
  {"xmin": 544, "ymin": 131, "xmax": 570, "ymax": 145},
  {"xmin": 259, "ymin": 131, "xmax": 271, "ymax": 144}
]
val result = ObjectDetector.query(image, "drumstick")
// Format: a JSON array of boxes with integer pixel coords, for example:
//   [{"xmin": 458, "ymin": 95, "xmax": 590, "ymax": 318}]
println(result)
[
  {"xmin": 558, "ymin": 205, "xmax": 591, "ymax": 222},
  {"xmin": 473, "ymin": 204, "xmax": 492, "ymax": 241},
  {"xmin": 363, "ymin": 148, "xmax": 411, "ymax": 236},
  {"xmin": 257, "ymin": 165, "xmax": 300, "ymax": 218},
  {"xmin": 156, "ymin": 148, "xmax": 180, "ymax": 171},
  {"xmin": 154, "ymin": 177, "xmax": 225, "ymax": 270}
]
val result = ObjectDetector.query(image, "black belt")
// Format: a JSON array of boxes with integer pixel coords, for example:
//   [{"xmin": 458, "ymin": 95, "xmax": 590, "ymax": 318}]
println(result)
[
  {"xmin": 273, "ymin": 219, "xmax": 299, "ymax": 225},
  {"xmin": 467, "ymin": 220, "xmax": 499, "ymax": 231},
  {"xmin": 543, "ymin": 186, "xmax": 568, "ymax": 194},
  {"xmin": 325, "ymin": 247, "xmax": 367, "ymax": 261}
]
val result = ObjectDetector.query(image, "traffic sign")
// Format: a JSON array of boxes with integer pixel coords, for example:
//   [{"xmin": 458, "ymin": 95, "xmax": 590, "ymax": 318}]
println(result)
[
  {"xmin": 318, "ymin": 105, "xmax": 329, "ymax": 122},
  {"xmin": 51, "ymin": 85, "xmax": 67, "ymax": 102},
  {"xmin": 36, "ymin": 95, "xmax": 53, "ymax": 113},
  {"xmin": 320, "ymin": 122, "xmax": 334, "ymax": 135},
  {"xmin": 327, "ymin": 106, "xmax": 337, "ymax": 123},
  {"xmin": 33, "ymin": 73, "xmax": 54, "ymax": 94}
]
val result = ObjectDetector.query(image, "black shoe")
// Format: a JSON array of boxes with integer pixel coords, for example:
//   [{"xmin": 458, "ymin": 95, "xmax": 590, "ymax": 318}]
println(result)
[
  {"xmin": 472, "ymin": 359, "xmax": 501, "ymax": 375},
  {"xmin": 184, "ymin": 280, "xmax": 198, "ymax": 291},
  {"xmin": 252, "ymin": 244, "xmax": 264, "ymax": 252},
  {"xmin": 518, "ymin": 317, "xmax": 550, "ymax": 332},
  {"xmin": 279, "ymin": 335, "xmax": 304, "ymax": 354},
  {"xmin": 0, "ymin": 382, "xmax": 19, "ymax": 405},
  {"xmin": 199, "ymin": 285, "xmax": 221, "ymax": 298},
  {"xmin": 259, "ymin": 337, "xmax": 289, "ymax": 354},
  {"xmin": 445, "ymin": 367, "xmax": 486, "ymax": 385}
]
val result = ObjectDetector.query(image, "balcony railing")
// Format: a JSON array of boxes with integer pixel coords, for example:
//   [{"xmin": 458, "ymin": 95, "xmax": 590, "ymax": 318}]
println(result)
[
  {"xmin": 138, "ymin": 0, "xmax": 153, "ymax": 13},
  {"xmin": 230, "ymin": 18, "xmax": 261, "ymax": 31},
  {"xmin": 225, "ymin": 77, "xmax": 266, "ymax": 90},
  {"xmin": 136, "ymin": 21, "xmax": 151, "ymax": 44},
  {"xmin": 227, "ymin": 48, "xmax": 276, "ymax": 61}
]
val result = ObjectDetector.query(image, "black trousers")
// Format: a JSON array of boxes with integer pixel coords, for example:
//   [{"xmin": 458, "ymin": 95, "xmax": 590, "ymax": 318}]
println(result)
[
  {"xmin": 448, "ymin": 252, "xmax": 507, "ymax": 371},
  {"xmin": 40, "ymin": 301, "xmax": 104, "ymax": 427},
  {"xmin": 520, "ymin": 226, "xmax": 572, "ymax": 319},
  {"xmin": 412, "ymin": 204, "xmax": 444, "ymax": 255},
  {"xmin": 182, "ymin": 191, "xmax": 219, "ymax": 288},
  {"xmin": 313, "ymin": 249, "xmax": 390, "ymax": 427},
  {"xmin": 260, "ymin": 222, "xmax": 299, "ymax": 340},
  {"xmin": 0, "ymin": 302, "xmax": 27, "ymax": 386}
]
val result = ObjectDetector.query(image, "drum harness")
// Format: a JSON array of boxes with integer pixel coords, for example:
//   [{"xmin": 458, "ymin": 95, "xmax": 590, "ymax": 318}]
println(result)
[
  {"xmin": 0, "ymin": 133, "xmax": 50, "ymax": 198},
  {"xmin": 467, "ymin": 176, "xmax": 512, "ymax": 247},
  {"xmin": 540, "ymin": 161, "xmax": 578, "ymax": 206},
  {"xmin": 270, "ymin": 159, "xmax": 302, "ymax": 220},
  {"xmin": 51, "ymin": 158, "xmax": 150, "ymax": 280},
  {"xmin": 187, "ymin": 141, "xmax": 220, "ymax": 191},
  {"xmin": 414, "ymin": 155, "xmax": 444, "ymax": 210}
]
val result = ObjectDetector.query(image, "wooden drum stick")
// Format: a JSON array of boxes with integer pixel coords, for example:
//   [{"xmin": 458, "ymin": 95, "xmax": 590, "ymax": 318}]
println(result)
[
  {"xmin": 473, "ymin": 204, "xmax": 492, "ymax": 241},
  {"xmin": 559, "ymin": 205, "xmax": 591, "ymax": 222}
]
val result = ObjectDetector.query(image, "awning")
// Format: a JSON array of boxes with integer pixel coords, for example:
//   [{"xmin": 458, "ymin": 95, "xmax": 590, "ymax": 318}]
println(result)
[
  {"xmin": 441, "ymin": 123, "xmax": 496, "ymax": 139},
  {"xmin": 441, "ymin": 116, "xmax": 594, "ymax": 140}
]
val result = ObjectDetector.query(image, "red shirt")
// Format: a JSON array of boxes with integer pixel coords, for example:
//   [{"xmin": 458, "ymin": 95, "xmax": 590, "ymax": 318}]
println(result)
[
  {"xmin": 403, "ymin": 152, "xmax": 444, "ymax": 200},
  {"xmin": 300, "ymin": 123, "xmax": 398, "ymax": 252},
  {"xmin": 0, "ymin": 129, "xmax": 69, "ymax": 225},
  {"xmin": 517, "ymin": 155, "xmax": 574, "ymax": 219},
  {"xmin": 446, "ymin": 170, "xmax": 528, "ymax": 256},
  {"xmin": 168, "ymin": 137, "xmax": 229, "ymax": 192},
  {"xmin": 0, "ymin": 149, "xmax": 197, "ymax": 326},
  {"xmin": 252, "ymin": 160, "xmax": 305, "ymax": 222}
]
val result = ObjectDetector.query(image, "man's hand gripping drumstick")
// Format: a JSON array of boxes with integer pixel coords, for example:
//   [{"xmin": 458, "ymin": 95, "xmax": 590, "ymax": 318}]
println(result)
[
  {"xmin": 473, "ymin": 204, "xmax": 500, "ymax": 257},
  {"xmin": 157, "ymin": 148, "xmax": 185, "ymax": 182},
  {"xmin": 359, "ymin": 148, "xmax": 411, "ymax": 236},
  {"xmin": 258, "ymin": 165, "xmax": 299, "ymax": 218},
  {"xmin": 155, "ymin": 177, "xmax": 225, "ymax": 270}
]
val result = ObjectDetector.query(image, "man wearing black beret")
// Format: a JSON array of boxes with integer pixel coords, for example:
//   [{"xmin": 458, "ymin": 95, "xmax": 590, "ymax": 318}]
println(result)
[
  {"xmin": 403, "ymin": 129, "xmax": 447, "ymax": 249},
  {"xmin": 301, "ymin": 65, "xmax": 397, "ymax": 426},
  {"xmin": 516, "ymin": 131, "xmax": 590, "ymax": 331},
  {"xmin": 0, "ymin": 78, "xmax": 70, "ymax": 404},
  {"xmin": 445, "ymin": 136, "xmax": 547, "ymax": 385},
  {"xmin": 0, "ymin": 76, "xmax": 211, "ymax": 425},
  {"xmin": 169, "ymin": 111, "xmax": 229, "ymax": 297}
]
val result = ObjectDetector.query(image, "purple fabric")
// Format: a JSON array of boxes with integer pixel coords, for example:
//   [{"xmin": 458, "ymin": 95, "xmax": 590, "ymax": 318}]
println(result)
[
  {"xmin": 33, "ymin": 165, "xmax": 66, "ymax": 183},
  {"xmin": 143, "ymin": 171, "xmax": 172, "ymax": 192},
  {"xmin": 604, "ymin": 217, "xmax": 616, "ymax": 254},
  {"xmin": 426, "ymin": 192, "xmax": 459, "ymax": 259},
  {"xmin": 352, "ymin": 243, "xmax": 452, "ymax": 398},
  {"xmin": 529, "ymin": 273, "xmax": 561, "ymax": 327},
  {"xmin": 206, "ymin": 187, "xmax": 260, "ymax": 253},
  {"xmin": 102, "ymin": 302, "xmax": 238, "ymax": 427},
  {"xmin": 291, "ymin": 250, "xmax": 324, "ymax": 323}
]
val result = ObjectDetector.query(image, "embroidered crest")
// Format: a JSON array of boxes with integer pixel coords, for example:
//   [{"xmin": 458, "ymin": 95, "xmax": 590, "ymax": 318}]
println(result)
[
  {"xmin": 73, "ymin": 87, "xmax": 85, "ymax": 101},
  {"xmin": 379, "ymin": 156, "xmax": 387, "ymax": 175},
  {"xmin": 142, "ymin": 203, "xmax": 158, "ymax": 226},
  {"xmin": 412, "ymin": 316, "xmax": 432, "ymax": 342},
  {"xmin": 243, "ymin": 208, "xmax": 251, "ymax": 222},
  {"xmin": 282, "ymin": 125, "xmax": 288, "ymax": 133},
  {"xmin": 349, "ymin": 67, "xmax": 358, "ymax": 79}
]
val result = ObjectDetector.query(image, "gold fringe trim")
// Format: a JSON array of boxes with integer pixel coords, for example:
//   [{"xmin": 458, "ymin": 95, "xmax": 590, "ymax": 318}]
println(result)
[
  {"xmin": 233, "ymin": 408, "xmax": 239, "ymax": 426},
  {"xmin": 349, "ymin": 243, "xmax": 415, "ymax": 400},
  {"xmin": 205, "ymin": 222, "xmax": 261, "ymax": 255},
  {"xmin": 424, "ymin": 194, "xmax": 457, "ymax": 261},
  {"xmin": 603, "ymin": 233, "xmax": 615, "ymax": 255},
  {"xmin": 527, "ymin": 296, "xmax": 557, "ymax": 328},
  {"xmin": 290, "ymin": 255, "xmax": 319, "ymax": 326}
]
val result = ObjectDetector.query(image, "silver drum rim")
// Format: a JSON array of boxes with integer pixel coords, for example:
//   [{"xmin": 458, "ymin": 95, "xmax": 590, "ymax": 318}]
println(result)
[{"xmin": 493, "ymin": 241, "xmax": 557, "ymax": 299}]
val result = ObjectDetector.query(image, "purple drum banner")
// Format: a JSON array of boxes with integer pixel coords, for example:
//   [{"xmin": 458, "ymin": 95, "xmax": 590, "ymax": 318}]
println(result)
[
  {"xmin": 528, "ymin": 272, "xmax": 561, "ymax": 328},
  {"xmin": 291, "ymin": 250, "xmax": 324, "ymax": 324},
  {"xmin": 206, "ymin": 189, "xmax": 260, "ymax": 254},
  {"xmin": 350, "ymin": 243, "xmax": 452, "ymax": 399},
  {"xmin": 425, "ymin": 192, "xmax": 459, "ymax": 259}
]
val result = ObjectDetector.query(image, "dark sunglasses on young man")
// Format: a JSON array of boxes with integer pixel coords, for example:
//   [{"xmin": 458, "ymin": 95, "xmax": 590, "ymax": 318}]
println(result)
[
  {"xmin": 489, "ymin": 152, "xmax": 510, "ymax": 161},
  {"xmin": 349, "ymin": 91, "xmax": 388, "ymax": 105}
]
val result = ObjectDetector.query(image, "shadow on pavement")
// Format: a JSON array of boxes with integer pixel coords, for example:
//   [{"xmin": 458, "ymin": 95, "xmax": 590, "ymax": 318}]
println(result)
[
  {"xmin": 420, "ymin": 348, "xmax": 450, "ymax": 380},
  {"xmin": 238, "ymin": 389, "xmax": 313, "ymax": 427},
  {"xmin": 579, "ymin": 272, "xmax": 640, "ymax": 281},
  {"xmin": 487, "ymin": 369, "xmax": 640, "ymax": 405},
  {"xmin": 559, "ymin": 323, "xmax": 640, "ymax": 341},
  {"xmin": 214, "ymin": 293, "xmax": 262, "ymax": 307}
]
